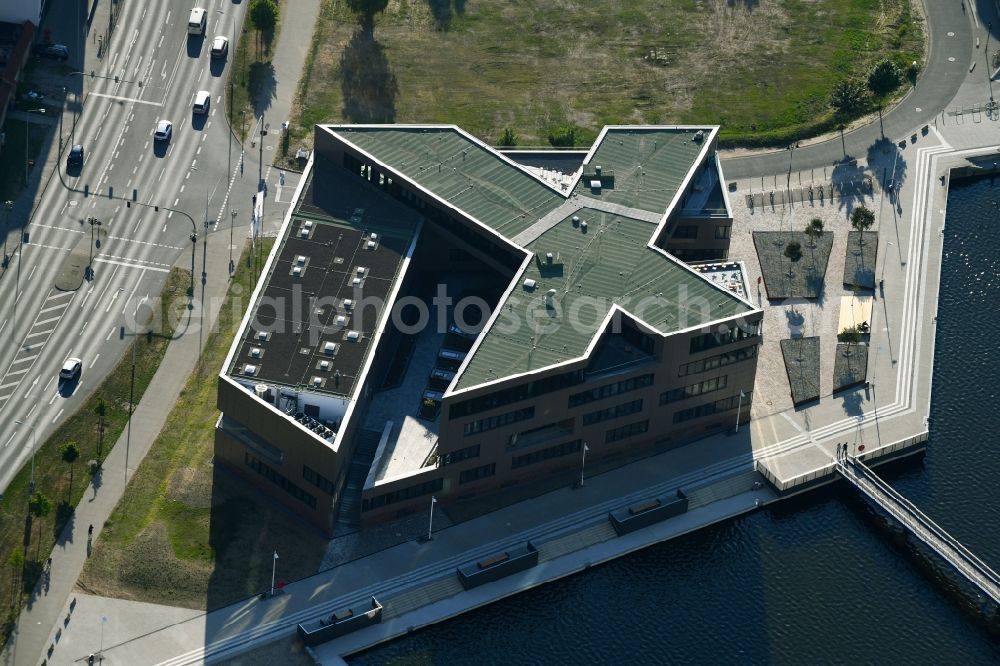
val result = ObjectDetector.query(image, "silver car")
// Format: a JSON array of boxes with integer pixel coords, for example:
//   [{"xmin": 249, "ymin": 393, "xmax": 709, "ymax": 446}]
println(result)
[{"xmin": 154, "ymin": 119, "xmax": 173, "ymax": 142}]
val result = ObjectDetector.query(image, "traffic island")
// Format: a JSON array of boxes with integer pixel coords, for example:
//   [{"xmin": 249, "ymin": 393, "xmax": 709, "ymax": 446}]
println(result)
[
  {"xmin": 843, "ymin": 231, "xmax": 878, "ymax": 289},
  {"xmin": 54, "ymin": 226, "xmax": 108, "ymax": 291},
  {"xmin": 753, "ymin": 231, "xmax": 833, "ymax": 299},
  {"xmin": 780, "ymin": 336, "xmax": 820, "ymax": 406},
  {"xmin": 833, "ymin": 342, "xmax": 869, "ymax": 392}
]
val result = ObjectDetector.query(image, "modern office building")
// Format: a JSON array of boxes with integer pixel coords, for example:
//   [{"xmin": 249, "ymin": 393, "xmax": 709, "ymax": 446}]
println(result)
[{"xmin": 216, "ymin": 124, "xmax": 762, "ymax": 535}]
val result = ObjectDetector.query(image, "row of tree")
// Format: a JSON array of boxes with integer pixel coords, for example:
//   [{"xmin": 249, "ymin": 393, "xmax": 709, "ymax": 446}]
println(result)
[
  {"xmin": 782, "ymin": 207, "xmax": 875, "ymax": 278},
  {"xmin": 830, "ymin": 58, "xmax": 914, "ymax": 126}
]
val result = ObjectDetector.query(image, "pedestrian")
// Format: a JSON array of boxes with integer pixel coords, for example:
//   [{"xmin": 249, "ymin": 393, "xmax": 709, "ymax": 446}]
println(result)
[
  {"xmin": 46, "ymin": 557, "xmax": 51, "ymax": 572},
  {"xmin": 88, "ymin": 524, "xmax": 94, "ymax": 537}
]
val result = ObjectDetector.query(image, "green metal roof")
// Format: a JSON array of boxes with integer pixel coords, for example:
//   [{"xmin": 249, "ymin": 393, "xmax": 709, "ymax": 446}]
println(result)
[
  {"xmin": 323, "ymin": 124, "xmax": 752, "ymax": 393},
  {"xmin": 574, "ymin": 127, "xmax": 710, "ymax": 215},
  {"xmin": 453, "ymin": 208, "xmax": 752, "ymax": 390},
  {"xmin": 331, "ymin": 126, "xmax": 564, "ymax": 238}
]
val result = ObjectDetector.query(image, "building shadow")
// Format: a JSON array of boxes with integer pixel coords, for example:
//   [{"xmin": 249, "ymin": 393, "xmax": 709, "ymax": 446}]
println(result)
[{"xmin": 340, "ymin": 24, "xmax": 397, "ymax": 123}]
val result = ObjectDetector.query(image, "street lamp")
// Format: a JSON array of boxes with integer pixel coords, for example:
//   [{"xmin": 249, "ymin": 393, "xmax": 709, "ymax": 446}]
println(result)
[
  {"xmin": 880, "ymin": 241, "xmax": 893, "ymax": 287},
  {"xmin": 426, "ymin": 495, "xmax": 437, "ymax": 541},
  {"xmin": 14, "ymin": 419, "xmax": 36, "ymax": 496},
  {"xmin": 118, "ymin": 289, "xmax": 136, "ymax": 485},
  {"xmin": 3, "ymin": 200, "xmax": 12, "ymax": 269},
  {"xmin": 578, "ymin": 442, "xmax": 589, "ymax": 488},
  {"xmin": 229, "ymin": 208, "xmax": 238, "ymax": 276},
  {"xmin": 87, "ymin": 217, "xmax": 102, "ymax": 279},
  {"xmin": 23, "ymin": 108, "xmax": 46, "ymax": 186}
]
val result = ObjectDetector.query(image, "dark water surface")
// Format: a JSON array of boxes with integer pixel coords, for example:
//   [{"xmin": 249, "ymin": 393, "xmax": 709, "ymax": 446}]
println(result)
[{"xmin": 350, "ymin": 176, "xmax": 1000, "ymax": 664}]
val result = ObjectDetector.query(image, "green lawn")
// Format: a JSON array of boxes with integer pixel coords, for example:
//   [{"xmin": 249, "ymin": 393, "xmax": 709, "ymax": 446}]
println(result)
[
  {"xmin": 291, "ymin": 0, "xmax": 923, "ymax": 148},
  {"xmin": 1, "ymin": 269, "xmax": 189, "ymax": 649},
  {"xmin": 80, "ymin": 240, "xmax": 328, "ymax": 611}
]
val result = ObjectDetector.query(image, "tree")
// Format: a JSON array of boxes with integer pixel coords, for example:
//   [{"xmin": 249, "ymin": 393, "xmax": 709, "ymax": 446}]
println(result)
[
  {"xmin": 838, "ymin": 325, "xmax": 862, "ymax": 344},
  {"xmin": 60, "ymin": 442, "xmax": 81, "ymax": 499},
  {"xmin": 867, "ymin": 59, "xmax": 901, "ymax": 136},
  {"xmin": 784, "ymin": 240, "xmax": 802, "ymax": 278},
  {"xmin": 497, "ymin": 128, "xmax": 518, "ymax": 147},
  {"xmin": 829, "ymin": 78, "xmax": 868, "ymax": 118},
  {"xmin": 347, "ymin": 0, "xmax": 389, "ymax": 20},
  {"xmin": 249, "ymin": 0, "xmax": 278, "ymax": 56},
  {"xmin": 28, "ymin": 492, "xmax": 52, "ymax": 558},
  {"xmin": 804, "ymin": 218, "xmax": 824, "ymax": 247},
  {"xmin": 8, "ymin": 545, "xmax": 24, "ymax": 603},
  {"xmin": 850, "ymin": 205, "xmax": 875, "ymax": 248},
  {"xmin": 547, "ymin": 125, "xmax": 577, "ymax": 147}
]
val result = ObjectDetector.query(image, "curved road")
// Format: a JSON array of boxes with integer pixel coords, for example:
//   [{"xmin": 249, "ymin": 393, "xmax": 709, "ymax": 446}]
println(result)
[{"xmin": 722, "ymin": 0, "xmax": 978, "ymax": 177}]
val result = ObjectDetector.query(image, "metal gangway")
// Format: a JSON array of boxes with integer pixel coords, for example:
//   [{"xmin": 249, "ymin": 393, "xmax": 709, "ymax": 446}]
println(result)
[{"xmin": 836, "ymin": 456, "xmax": 1000, "ymax": 605}]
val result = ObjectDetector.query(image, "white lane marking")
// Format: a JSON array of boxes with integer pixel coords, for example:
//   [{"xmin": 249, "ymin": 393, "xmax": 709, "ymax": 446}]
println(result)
[
  {"xmin": 32, "ymin": 222, "xmax": 84, "ymax": 234},
  {"xmin": 27, "ymin": 265, "xmax": 36, "ymax": 281},
  {"xmin": 174, "ymin": 198, "xmax": 180, "ymax": 206},
  {"xmin": 79, "ymin": 320, "xmax": 89, "ymax": 336},
  {"xmin": 52, "ymin": 408, "xmax": 63, "ymax": 423},
  {"xmin": 94, "ymin": 257, "xmax": 170, "ymax": 273},
  {"xmin": 0, "ymin": 319, "xmax": 6, "ymax": 335},
  {"xmin": 4, "ymin": 432, "xmax": 15, "ymax": 448},
  {"xmin": 24, "ymin": 377, "xmax": 39, "ymax": 399},
  {"xmin": 89, "ymin": 91, "xmax": 163, "ymax": 107},
  {"xmin": 89, "ymin": 354, "xmax": 100, "ymax": 368},
  {"xmin": 196, "ymin": 146, "xmax": 202, "ymax": 155},
  {"xmin": 33, "ymin": 315, "xmax": 62, "ymax": 328},
  {"xmin": 42, "ymin": 377, "xmax": 53, "ymax": 392},
  {"xmin": 158, "ymin": 34, "xmax": 164, "ymax": 49},
  {"xmin": 48, "ymin": 393, "xmax": 56, "ymax": 405},
  {"xmin": 106, "ymin": 326, "xmax": 116, "ymax": 341},
  {"xmin": 180, "ymin": 185, "xmax": 185, "ymax": 193}
]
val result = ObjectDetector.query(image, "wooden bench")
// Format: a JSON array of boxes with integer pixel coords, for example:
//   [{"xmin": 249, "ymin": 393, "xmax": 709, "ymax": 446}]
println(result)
[
  {"xmin": 478, "ymin": 552, "xmax": 510, "ymax": 569},
  {"xmin": 628, "ymin": 499, "xmax": 661, "ymax": 516}
]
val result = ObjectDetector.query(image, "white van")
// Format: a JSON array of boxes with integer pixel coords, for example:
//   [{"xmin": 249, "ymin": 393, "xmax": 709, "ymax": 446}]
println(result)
[
  {"xmin": 188, "ymin": 7, "xmax": 207, "ymax": 35},
  {"xmin": 193, "ymin": 90, "xmax": 211, "ymax": 114}
]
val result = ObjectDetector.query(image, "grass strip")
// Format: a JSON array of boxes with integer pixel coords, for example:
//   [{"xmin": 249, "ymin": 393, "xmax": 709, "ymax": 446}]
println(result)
[
  {"xmin": 1, "ymin": 268, "xmax": 189, "ymax": 649},
  {"xmin": 80, "ymin": 240, "xmax": 327, "ymax": 611}
]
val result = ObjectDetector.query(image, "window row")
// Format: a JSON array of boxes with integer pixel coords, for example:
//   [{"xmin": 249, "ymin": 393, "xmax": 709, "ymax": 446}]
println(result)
[
  {"xmin": 582, "ymin": 399, "xmax": 644, "ymax": 426},
  {"xmin": 245, "ymin": 453, "xmax": 317, "ymax": 509},
  {"xmin": 672, "ymin": 392, "xmax": 750, "ymax": 424},
  {"xmin": 442, "ymin": 443, "xmax": 481, "ymax": 466},
  {"xmin": 463, "ymin": 406, "xmax": 534, "ymax": 437},
  {"xmin": 511, "ymin": 439, "xmax": 582, "ymax": 469},
  {"xmin": 660, "ymin": 375, "xmax": 728, "ymax": 405},
  {"xmin": 568, "ymin": 373, "xmax": 654, "ymax": 408},
  {"xmin": 689, "ymin": 324, "xmax": 759, "ymax": 355},
  {"xmin": 449, "ymin": 369, "xmax": 585, "ymax": 419},
  {"xmin": 460, "ymin": 463, "xmax": 496, "ymax": 484},
  {"xmin": 678, "ymin": 345, "xmax": 757, "ymax": 377},
  {"xmin": 303, "ymin": 465, "xmax": 336, "ymax": 496},
  {"xmin": 605, "ymin": 420, "xmax": 649, "ymax": 444},
  {"xmin": 362, "ymin": 477, "xmax": 444, "ymax": 512}
]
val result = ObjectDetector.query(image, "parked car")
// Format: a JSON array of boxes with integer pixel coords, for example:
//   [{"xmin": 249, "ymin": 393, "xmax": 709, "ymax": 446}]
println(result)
[
  {"xmin": 210, "ymin": 35, "xmax": 229, "ymax": 58},
  {"xmin": 192, "ymin": 90, "xmax": 210, "ymax": 115},
  {"xmin": 36, "ymin": 43, "xmax": 69, "ymax": 60},
  {"xmin": 153, "ymin": 119, "xmax": 173, "ymax": 142},
  {"xmin": 59, "ymin": 358, "xmax": 82, "ymax": 381},
  {"xmin": 67, "ymin": 144, "xmax": 84, "ymax": 168}
]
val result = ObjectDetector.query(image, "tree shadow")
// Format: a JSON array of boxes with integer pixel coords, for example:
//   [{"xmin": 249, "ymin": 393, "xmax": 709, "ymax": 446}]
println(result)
[
  {"xmin": 427, "ymin": 0, "xmax": 467, "ymax": 30},
  {"xmin": 839, "ymin": 385, "xmax": 864, "ymax": 417},
  {"xmin": 249, "ymin": 61, "xmax": 277, "ymax": 117},
  {"xmin": 832, "ymin": 157, "xmax": 868, "ymax": 215},
  {"xmin": 866, "ymin": 137, "xmax": 907, "ymax": 206},
  {"xmin": 54, "ymin": 502, "xmax": 75, "ymax": 546},
  {"xmin": 784, "ymin": 308, "xmax": 804, "ymax": 338},
  {"xmin": 340, "ymin": 25, "xmax": 397, "ymax": 123}
]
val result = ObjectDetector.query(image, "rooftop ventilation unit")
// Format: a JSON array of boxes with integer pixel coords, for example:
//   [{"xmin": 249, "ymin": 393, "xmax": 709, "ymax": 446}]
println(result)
[
  {"xmin": 595, "ymin": 165, "xmax": 602, "ymax": 175},
  {"xmin": 356, "ymin": 266, "xmax": 367, "ymax": 275},
  {"xmin": 250, "ymin": 347, "xmax": 262, "ymax": 358},
  {"xmin": 352, "ymin": 277, "xmax": 362, "ymax": 287},
  {"xmin": 335, "ymin": 315, "xmax": 348, "ymax": 326},
  {"xmin": 318, "ymin": 359, "xmax": 331, "ymax": 371},
  {"xmin": 292, "ymin": 266, "xmax": 302, "ymax": 276},
  {"xmin": 304, "ymin": 220, "xmax": 314, "ymax": 230},
  {"xmin": 580, "ymin": 221, "xmax": 588, "ymax": 232},
  {"xmin": 256, "ymin": 331, "xmax": 268, "ymax": 342},
  {"xmin": 311, "ymin": 376, "xmax": 323, "ymax": 386},
  {"xmin": 694, "ymin": 130, "xmax": 705, "ymax": 142},
  {"xmin": 370, "ymin": 232, "xmax": 378, "ymax": 241},
  {"xmin": 343, "ymin": 299, "xmax": 354, "ymax": 310},
  {"xmin": 523, "ymin": 278, "xmax": 537, "ymax": 291},
  {"xmin": 323, "ymin": 341, "xmax": 338, "ymax": 355},
  {"xmin": 545, "ymin": 289, "xmax": 557, "ymax": 308},
  {"xmin": 590, "ymin": 180, "xmax": 602, "ymax": 190},
  {"xmin": 243, "ymin": 364, "xmax": 258, "ymax": 376},
  {"xmin": 300, "ymin": 227, "xmax": 310, "ymax": 238},
  {"xmin": 546, "ymin": 252, "xmax": 554, "ymax": 264},
  {"xmin": 366, "ymin": 240, "xmax": 376, "ymax": 250},
  {"xmin": 254, "ymin": 384, "xmax": 268, "ymax": 399},
  {"xmin": 296, "ymin": 255, "xmax": 306, "ymax": 265},
  {"xmin": 346, "ymin": 330, "xmax": 361, "ymax": 342},
  {"xmin": 572, "ymin": 215, "xmax": 580, "ymax": 226}
]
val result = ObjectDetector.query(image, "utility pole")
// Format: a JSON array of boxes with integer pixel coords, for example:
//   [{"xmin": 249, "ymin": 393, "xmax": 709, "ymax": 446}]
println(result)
[
  {"xmin": 3, "ymin": 200, "xmax": 11, "ymax": 268},
  {"xmin": 118, "ymin": 289, "xmax": 136, "ymax": 486},
  {"xmin": 258, "ymin": 117, "xmax": 267, "ymax": 187},
  {"xmin": 426, "ymin": 496, "xmax": 437, "ymax": 541}
]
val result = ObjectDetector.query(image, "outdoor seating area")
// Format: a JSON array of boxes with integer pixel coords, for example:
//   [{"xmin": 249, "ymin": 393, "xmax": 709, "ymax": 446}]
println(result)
[
  {"xmin": 457, "ymin": 542, "xmax": 539, "ymax": 590},
  {"xmin": 609, "ymin": 490, "xmax": 689, "ymax": 536},
  {"xmin": 296, "ymin": 597, "xmax": 383, "ymax": 647}
]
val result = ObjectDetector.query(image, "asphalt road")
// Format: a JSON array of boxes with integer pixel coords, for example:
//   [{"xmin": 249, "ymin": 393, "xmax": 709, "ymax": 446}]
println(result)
[
  {"xmin": 722, "ymin": 0, "xmax": 978, "ymax": 178},
  {"xmin": 0, "ymin": 0, "xmax": 259, "ymax": 496}
]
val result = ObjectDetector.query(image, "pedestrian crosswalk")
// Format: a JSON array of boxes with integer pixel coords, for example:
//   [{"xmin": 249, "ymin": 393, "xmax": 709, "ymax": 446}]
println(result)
[{"xmin": 0, "ymin": 289, "xmax": 74, "ymax": 409}]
